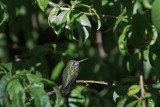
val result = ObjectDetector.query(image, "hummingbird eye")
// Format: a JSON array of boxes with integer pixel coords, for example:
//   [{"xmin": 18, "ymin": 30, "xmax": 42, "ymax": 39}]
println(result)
[
  {"xmin": 72, "ymin": 61, "xmax": 78, "ymax": 67},
  {"xmin": 72, "ymin": 62, "xmax": 76, "ymax": 66}
]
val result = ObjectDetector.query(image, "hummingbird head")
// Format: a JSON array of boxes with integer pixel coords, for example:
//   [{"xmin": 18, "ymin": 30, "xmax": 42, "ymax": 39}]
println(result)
[
  {"xmin": 69, "ymin": 58, "xmax": 88, "ymax": 72},
  {"xmin": 68, "ymin": 60, "xmax": 79, "ymax": 72}
]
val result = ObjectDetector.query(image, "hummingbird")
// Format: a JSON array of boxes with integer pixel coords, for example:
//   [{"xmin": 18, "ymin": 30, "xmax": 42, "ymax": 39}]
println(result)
[{"xmin": 62, "ymin": 58, "xmax": 88, "ymax": 94}]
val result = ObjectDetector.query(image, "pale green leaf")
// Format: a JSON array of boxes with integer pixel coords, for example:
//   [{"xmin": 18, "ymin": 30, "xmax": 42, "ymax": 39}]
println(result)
[
  {"xmin": 127, "ymin": 85, "xmax": 140, "ymax": 96},
  {"xmin": 118, "ymin": 25, "xmax": 131, "ymax": 55},
  {"xmin": 37, "ymin": 0, "xmax": 50, "ymax": 11}
]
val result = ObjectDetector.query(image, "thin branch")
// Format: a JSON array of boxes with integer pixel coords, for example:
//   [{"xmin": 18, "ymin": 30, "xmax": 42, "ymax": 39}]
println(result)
[
  {"xmin": 48, "ymin": 80, "xmax": 115, "ymax": 95},
  {"xmin": 48, "ymin": 2, "xmax": 69, "ymax": 11},
  {"xmin": 84, "ymin": 12, "xmax": 118, "ymax": 19},
  {"xmin": 139, "ymin": 75, "xmax": 146, "ymax": 107},
  {"xmin": 76, "ymin": 80, "xmax": 108, "ymax": 85},
  {"xmin": 48, "ymin": 2, "xmax": 118, "ymax": 19}
]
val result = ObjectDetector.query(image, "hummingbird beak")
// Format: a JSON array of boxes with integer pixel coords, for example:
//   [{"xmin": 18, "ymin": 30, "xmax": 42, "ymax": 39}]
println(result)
[{"xmin": 78, "ymin": 58, "xmax": 88, "ymax": 63}]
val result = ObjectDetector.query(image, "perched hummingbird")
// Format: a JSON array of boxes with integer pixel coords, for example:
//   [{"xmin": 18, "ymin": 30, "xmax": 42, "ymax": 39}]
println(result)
[{"xmin": 62, "ymin": 58, "xmax": 88, "ymax": 94}]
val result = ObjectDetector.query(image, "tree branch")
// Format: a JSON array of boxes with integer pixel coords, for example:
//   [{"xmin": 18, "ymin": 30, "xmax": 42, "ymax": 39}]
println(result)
[
  {"xmin": 48, "ymin": 2, "xmax": 118, "ymax": 19},
  {"xmin": 139, "ymin": 75, "xmax": 146, "ymax": 107},
  {"xmin": 47, "ymin": 80, "xmax": 115, "ymax": 95},
  {"xmin": 76, "ymin": 80, "xmax": 108, "ymax": 85}
]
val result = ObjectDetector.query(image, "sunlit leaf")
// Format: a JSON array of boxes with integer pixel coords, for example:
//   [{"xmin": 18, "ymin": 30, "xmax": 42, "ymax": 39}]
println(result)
[
  {"xmin": 118, "ymin": 25, "xmax": 131, "ymax": 55},
  {"xmin": 37, "ymin": 0, "xmax": 50, "ymax": 11},
  {"xmin": 70, "ymin": 0, "xmax": 81, "ymax": 8},
  {"xmin": 65, "ymin": 10, "xmax": 91, "ymax": 42},
  {"xmin": 75, "ymin": 10, "xmax": 91, "ymax": 43},
  {"xmin": 143, "ymin": 92, "xmax": 151, "ymax": 98},
  {"xmin": 54, "ymin": 10, "xmax": 70, "ymax": 35},
  {"xmin": 48, "ymin": 5, "xmax": 61, "ymax": 27},
  {"xmin": 142, "ymin": 0, "xmax": 152, "ymax": 9},
  {"xmin": 127, "ymin": 85, "xmax": 140, "ymax": 96},
  {"xmin": 148, "ymin": 98, "xmax": 155, "ymax": 107}
]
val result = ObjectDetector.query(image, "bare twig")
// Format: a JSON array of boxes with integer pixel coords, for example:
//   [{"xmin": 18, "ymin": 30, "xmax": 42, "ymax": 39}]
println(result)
[
  {"xmin": 48, "ymin": 2, "xmax": 118, "ymax": 19},
  {"xmin": 139, "ymin": 75, "xmax": 146, "ymax": 107},
  {"xmin": 96, "ymin": 30, "xmax": 107, "ymax": 59},
  {"xmin": 48, "ymin": 2, "xmax": 69, "ymax": 11},
  {"xmin": 76, "ymin": 80, "xmax": 108, "ymax": 85},
  {"xmin": 84, "ymin": 12, "xmax": 118, "ymax": 19}
]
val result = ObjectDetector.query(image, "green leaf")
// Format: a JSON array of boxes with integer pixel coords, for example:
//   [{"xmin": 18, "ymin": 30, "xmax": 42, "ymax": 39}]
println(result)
[
  {"xmin": 125, "ymin": 100, "xmax": 138, "ymax": 107},
  {"xmin": 117, "ymin": 96, "xmax": 128, "ymax": 107},
  {"xmin": 150, "ymin": 25, "xmax": 158, "ymax": 46},
  {"xmin": 65, "ymin": 10, "xmax": 91, "ymax": 42},
  {"xmin": 113, "ymin": 91, "xmax": 120, "ymax": 102},
  {"xmin": 51, "ymin": 61, "xmax": 64, "ymax": 80},
  {"xmin": 75, "ymin": 10, "xmax": 91, "ymax": 43},
  {"xmin": 113, "ymin": 85, "xmax": 129, "ymax": 103},
  {"xmin": 29, "ymin": 84, "xmax": 51, "ymax": 107},
  {"xmin": 126, "ymin": 52, "xmax": 140, "ymax": 71},
  {"xmin": 152, "ymin": 0, "xmax": 160, "ymax": 33},
  {"xmin": 41, "ymin": 79, "xmax": 62, "ymax": 107},
  {"xmin": 70, "ymin": 0, "xmax": 81, "ymax": 8},
  {"xmin": 0, "ymin": 63, "xmax": 12, "ymax": 73},
  {"xmin": 90, "ymin": 8, "xmax": 101, "ymax": 30},
  {"xmin": 48, "ymin": 5, "xmax": 61, "ymax": 26},
  {"xmin": 148, "ymin": 98, "xmax": 155, "ymax": 107},
  {"xmin": 143, "ymin": 93, "xmax": 151, "ymax": 98},
  {"xmin": 137, "ymin": 100, "xmax": 142, "ymax": 107},
  {"xmin": 7, "ymin": 79, "xmax": 25, "ymax": 107},
  {"xmin": 0, "ymin": 75, "xmax": 12, "ymax": 106},
  {"xmin": 37, "ymin": 0, "xmax": 50, "ymax": 11},
  {"xmin": 0, "ymin": 1, "xmax": 9, "ymax": 27},
  {"xmin": 118, "ymin": 25, "xmax": 131, "ymax": 55},
  {"xmin": 113, "ymin": 13, "xmax": 126, "ymax": 32},
  {"xmin": 127, "ymin": 85, "xmax": 140, "ymax": 96},
  {"xmin": 142, "ymin": 0, "xmax": 152, "ymax": 9},
  {"xmin": 54, "ymin": 10, "xmax": 70, "ymax": 35},
  {"xmin": 69, "ymin": 86, "xmax": 89, "ymax": 107},
  {"xmin": 65, "ymin": 10, "xmax": 75, "ymax": 40}
]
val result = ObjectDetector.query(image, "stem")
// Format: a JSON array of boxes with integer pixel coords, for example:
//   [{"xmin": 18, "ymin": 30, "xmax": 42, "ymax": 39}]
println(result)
[
  {"xmin": 47, "ymin": 80, "xmax": 115, "ymax": 95},
  {"xmin": 139, "ymin": 75, "xmax": 146, "ymax": 107},
  {"xmin": 48, "ymin": 2, "xmax": 118, "ymax": 19},
  {"xmin": 76, "ymin": 80, "xmax": 108, "ymax": 85}
]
